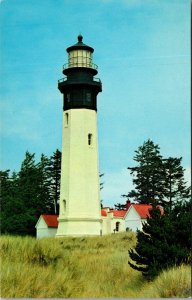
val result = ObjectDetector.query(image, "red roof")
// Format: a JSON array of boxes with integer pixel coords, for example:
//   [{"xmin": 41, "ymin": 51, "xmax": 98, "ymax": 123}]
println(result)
[
  {"xmin": 110, "ymin": 210, "xmax": 127, "ymax": 218},
  {"xmin": 42, "ymin": 215, "xmax": 58, "ymax": 228},
  {"xmin": 132, "ymin": 204, "xmax": 163, "ymax": 219},
  {"xmin": 101, "ymin": 209, "xmax": 107, "ymax": 217},
  {"xmin": 40, "ymin": 205, "xmax": 163, "ymax": 227}
]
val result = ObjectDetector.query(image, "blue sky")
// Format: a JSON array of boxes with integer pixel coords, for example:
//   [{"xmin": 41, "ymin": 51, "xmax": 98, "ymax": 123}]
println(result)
[{"xmin": 1, "ymin": 0, "xmax": 190, "ymax": 207}]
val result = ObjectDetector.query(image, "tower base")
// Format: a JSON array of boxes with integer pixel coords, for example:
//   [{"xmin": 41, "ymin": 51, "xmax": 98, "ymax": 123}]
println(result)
[{"xmin": 56, "ymin": 217, "xmax": 103, "ymax": 237}]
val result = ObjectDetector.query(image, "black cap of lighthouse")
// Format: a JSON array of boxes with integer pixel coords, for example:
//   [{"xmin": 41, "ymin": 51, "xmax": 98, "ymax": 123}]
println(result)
[
  {"xmin": 58, "ymin": 35, "xmax": 102, "ymax": 111},
  {"xmin": 66, "ymin": 34, "xmax": 94, "ymax": 53}
]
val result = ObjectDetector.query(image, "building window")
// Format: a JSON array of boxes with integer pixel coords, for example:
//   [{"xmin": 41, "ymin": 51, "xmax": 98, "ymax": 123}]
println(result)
[
  {"xmin": 63, "ymin": 200, "xmax": 66, "ymax": 212},
  {"xmin": 88, "ymin": 133, "xmax": 92, "ymax": 146},
  {"xmin": 86, "ymin": 93, "xmax": 91, "ymax": 102},
  {"xmin": 116, "ymin": 222, "xmax": 120, "ymax": 232},
  {"xmin": 65, "ymin": 113, "xmax": 69, "ymax": 126},
  {"xmin": 67, "ymin": 93, "xmax": 70, "ymax": 102}
]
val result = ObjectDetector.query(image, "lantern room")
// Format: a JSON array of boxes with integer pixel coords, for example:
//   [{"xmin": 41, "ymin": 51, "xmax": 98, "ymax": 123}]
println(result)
[
  {"xmin": 58, "ymin": 35, "xmax": 102, "ymax": 111},
  {"xmin": 63, "ymin": 35, "xmax": 98, "ymax": 71}
]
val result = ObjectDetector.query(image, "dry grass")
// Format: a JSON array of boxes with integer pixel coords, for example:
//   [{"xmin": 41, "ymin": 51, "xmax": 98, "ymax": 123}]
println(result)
[
  {"xmin": 0, "ymin": 232, "xmax": 191, "ymax": 298},
  {"xmin": 139, "ymin": 264, "xmax": 191, "ymax": 298}
]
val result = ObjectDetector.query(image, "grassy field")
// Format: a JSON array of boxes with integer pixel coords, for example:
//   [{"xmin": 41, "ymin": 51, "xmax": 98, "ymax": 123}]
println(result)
[{"xmin": 0, "ymin": 232, "xmax": 191, "ymax": 298}]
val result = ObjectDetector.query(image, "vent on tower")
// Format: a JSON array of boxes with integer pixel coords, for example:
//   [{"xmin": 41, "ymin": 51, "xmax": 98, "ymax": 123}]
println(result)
[{"xmin": 88, "ymin": 133, "xmax": 92, "ymax": 146}]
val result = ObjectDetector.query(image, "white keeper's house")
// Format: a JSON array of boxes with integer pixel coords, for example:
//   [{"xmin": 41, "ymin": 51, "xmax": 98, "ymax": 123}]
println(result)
[{"xmin": 35, "ymin": 201, "xmax": 163, "ymax": 238}]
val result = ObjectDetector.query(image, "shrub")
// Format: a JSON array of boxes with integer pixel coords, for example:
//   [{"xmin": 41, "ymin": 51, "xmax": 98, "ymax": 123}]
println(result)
[{"xmin": 128, "ymin": 203, "xmax": 191, "ymax": 279}]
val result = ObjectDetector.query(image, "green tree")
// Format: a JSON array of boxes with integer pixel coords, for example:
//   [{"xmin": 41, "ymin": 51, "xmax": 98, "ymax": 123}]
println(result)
[
  {"xmin": 124, "ymin": 139, "xmax": 165, "ymax": 205},
  {"xmin": 47, "ymin": 149, "xmax": 61, "ymax": 214},
  {"xmin": 0, "ymin": 168, "xmax": 35, "ymax": 235},
  {"xmin": 114, "ymin": 203, "xmax": 126, "ymax": 210},
  {"xmin": 37, "ymin": 154, "xmax": 55, "ymax": 214},
  {"xmin": 1, "ymin": 151, "xmax": 58, "ymax": 236},
  {"xmin": 18, "ymin": 151, "xmax": 58, "ymax": 217},
  {"xmin": 0, "ymin": 170, "xmax": 13, "ymax": 204},
  {"xmin": 18, "ymin": 152, "xmax": 43, "ymax": 216},
  {"xmin": 128, "ymin": 202, "xmax": 191, "ymax": 279},
  {"xmin": 0, "ymin": 170, "xmax": 16, "ymax": 233},
  {"xmin": 163, "ymin": 157, "xmax": 190, "ymax": 210},
  {"xmin": 124, "ymin": 140, "xmax": 190, "ymax": 209}
]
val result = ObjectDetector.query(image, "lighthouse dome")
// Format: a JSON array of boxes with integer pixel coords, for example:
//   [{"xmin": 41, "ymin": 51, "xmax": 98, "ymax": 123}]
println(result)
[{"xmin": 66, "ymin": 35, "xmax": 94, "ymax": 53}]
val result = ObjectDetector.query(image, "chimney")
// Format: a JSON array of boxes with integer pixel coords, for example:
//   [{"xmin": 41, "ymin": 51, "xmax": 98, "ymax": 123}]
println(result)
[{"xmin": 126, "ymin": 199, "xmax": 131, "ymax": 210}]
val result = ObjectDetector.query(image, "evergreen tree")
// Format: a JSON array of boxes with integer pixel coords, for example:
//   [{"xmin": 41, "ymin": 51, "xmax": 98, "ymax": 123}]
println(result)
[
  {"xmin": 0, "ymin": 170, "xmax": 12, "ymax": 204},
  {"xmin": 114, "ymin": 203, "xmax": 126, "ymax": 210},
  {"xmin": 0, "ymin": 168, "xmax": 34, "ymax": 235},
  {"xmin": 163, "ymin": 157, "xmax": 191, "ymax": 209},
  {"xmin": 1, "ymin": 151, "xmax": 60, "ymax": 236},
  {"xmin": 37, "ymin": 154, "xmax": 55, "ymax": 214},
  {"xmin": 18, "ymin": 151, "xmax": 58, "ymax": 218},
  {"xmin": 124, "ymin": 140, "xmax": 190, "ymax": 208},
  {"xmin": 15, "ymin": 151, "xmax": 45, "ymax": 234},
  {"xmin": 0, "ymin": 170, "xmax": 15, "ymax": 231},
  {"xmin": 1, "ymin": 151, "xmax": 104, "ymax": 234},
  {"xmin": 170, "ymin": 200, "xmax": 191, "ymax": 255},
  {"xmin": 18, "ymin": 151, "xmax": 38, "ymax": 204},
  {"xmin": 124, "ymin": 139, "xmax": 165, "ymax": 205},
  {"xmin": 128, "ymin": 202, "xmax": 191, "ymax": 279},
  {"xmin": 47, "ymin": 149, "xmax": 61, "ymax": 214},
  {"xmin": 18, "ymin": 152, "xmax": 43, "ymax": 216}
]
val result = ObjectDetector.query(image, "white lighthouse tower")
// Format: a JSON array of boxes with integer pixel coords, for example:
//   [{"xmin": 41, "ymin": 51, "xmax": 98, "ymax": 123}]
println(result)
[{"xmin": 56, "ymin": 35, "xmax": 102, "ymax": 236}]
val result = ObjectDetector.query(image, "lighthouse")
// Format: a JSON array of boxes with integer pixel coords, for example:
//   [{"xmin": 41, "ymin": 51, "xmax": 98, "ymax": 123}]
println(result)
[{"xmin": 56, "ymin": 35, "xmax": 102, "ymax": 236}]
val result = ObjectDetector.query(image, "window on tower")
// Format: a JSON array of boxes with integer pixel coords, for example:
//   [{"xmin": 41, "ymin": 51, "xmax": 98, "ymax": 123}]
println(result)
[
  {"xmin": 86, "ymin": 93, "xmax": 91, "ymax": 102},
  {"xmin": 65, "ymin": 113, "xmax": 69, "ymax": 126},
  {"xmin": 88, "ymin": 133, "xmax": 92, "ymax": 146},
  {"xmin": 67, "ymin": 93, "xmax": 70, "ymax": 102},
  {"xmin": 63, "ymin": 200, "xmax": 66, "ymax": 212}
]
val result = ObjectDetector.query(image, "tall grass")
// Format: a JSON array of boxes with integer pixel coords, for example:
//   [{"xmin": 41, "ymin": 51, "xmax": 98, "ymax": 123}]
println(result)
[
  {"xmin": 1, "ymin": 232, "xmax": 191, "ymax": 298},
  {"xmin": 138, "ymin": 264, "xmax": 191, "ymax": 298},
  {"xmin": 1, "ymin": 235, "xmax": 64, "ymax": 265}
]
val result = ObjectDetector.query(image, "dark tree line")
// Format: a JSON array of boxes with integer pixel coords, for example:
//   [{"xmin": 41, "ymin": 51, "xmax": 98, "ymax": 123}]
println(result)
[
  {"xmin": 1, "ymin": 150, "xmax": 105, "ymax": 235},
  {"xmin": 0, "ymin": 150, "xmax": 61, "ymax": 236}
]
